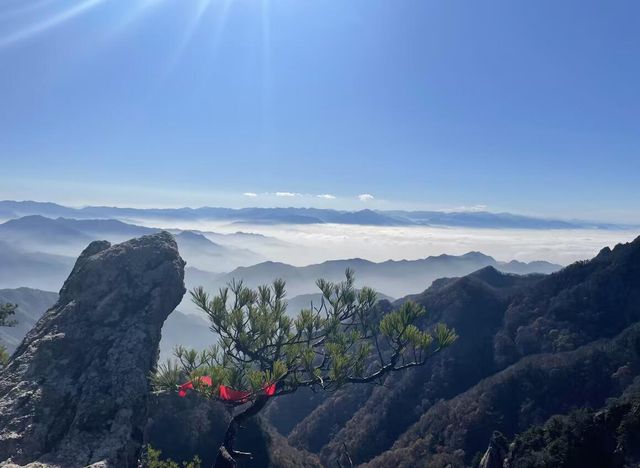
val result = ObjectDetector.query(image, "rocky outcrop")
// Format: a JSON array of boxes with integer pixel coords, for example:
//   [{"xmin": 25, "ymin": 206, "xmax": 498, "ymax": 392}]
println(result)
[
  {"xmin": 144, "ymin": 395, "xmax": 322, "ymax": 468},
  {"xmin": 144, "ymin": 393, "xmax": 230, "ymax": 467},
  {"xmin": 0, "ymin": 232, "xmax": 185, "ymax": 467},
  {"xmin": 479, "ymin": 432, "xmax": 508, "ymax": 468},
  {"xmin": 235, "ymin": 417, "xmax": 322, "ymax": 468}
]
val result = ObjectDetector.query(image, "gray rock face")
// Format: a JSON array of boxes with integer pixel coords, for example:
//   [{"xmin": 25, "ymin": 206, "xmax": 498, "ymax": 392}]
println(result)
[
  {"xmin": 479, "ymin": 431, "xmax": 509, "ymax": 468},
  {"xmin": 144, "ymin": 393, "xmax": 230, "ymax": 467},
  {"xmin": 0, "ymin": 232, "xmax": 186, "ymax": 467}
]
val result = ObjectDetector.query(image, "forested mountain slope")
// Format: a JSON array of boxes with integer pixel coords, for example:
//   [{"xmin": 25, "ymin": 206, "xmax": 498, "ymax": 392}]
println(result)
[{"xmin": 276, "ymin": 236, "xmax": 640, "ymax": 467}]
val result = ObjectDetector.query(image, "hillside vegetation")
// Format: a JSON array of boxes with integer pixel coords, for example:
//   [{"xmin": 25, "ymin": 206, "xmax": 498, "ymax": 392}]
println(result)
[{"xmin": 269, "ymin": 237, "xmax": 640, "ymax": 467}]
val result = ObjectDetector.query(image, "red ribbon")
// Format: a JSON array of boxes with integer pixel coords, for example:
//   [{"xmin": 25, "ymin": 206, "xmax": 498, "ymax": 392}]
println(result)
[
  {"xmin": 178, "ymin": 377, "xmax": 276, "ymax": 402},
  {"xmin": 177, "ymin": 376, "xmax": 212, "ymax": 397}
]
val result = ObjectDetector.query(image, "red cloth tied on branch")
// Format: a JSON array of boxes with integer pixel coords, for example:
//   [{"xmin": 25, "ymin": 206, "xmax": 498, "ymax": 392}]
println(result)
[
  {"xmin": 177, "ymin": 376, "xmax": 212, "ymax": 397},
  {"xmin": 219, "ymin": 385, "xmax": 251, "ymax": 403},
  {"xmin": 177, "ymin": 377, "xmax": 277, "ymax": 402}
]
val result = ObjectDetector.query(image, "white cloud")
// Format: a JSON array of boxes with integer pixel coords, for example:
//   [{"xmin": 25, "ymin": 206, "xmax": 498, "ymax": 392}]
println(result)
[
  {"xmin": 243, "ymin": 192, "xmax": 258, "ymax": 197},
  {"xmin": 275, "ymin": 192, "xmax": 301, "ymax": 197},
  {"xmin": 449, "ymin": 204, "xmax": 487, "ymax": 212},
  {"xmin": 317, "ymin": 194, "xmax": 336, "ymax": 199},
  {"xmin": 358, "ymin": 193, "xmax": 375, "ymax": 202}
]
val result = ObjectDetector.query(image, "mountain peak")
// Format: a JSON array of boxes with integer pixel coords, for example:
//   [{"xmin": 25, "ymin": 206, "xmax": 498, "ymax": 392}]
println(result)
[
  {"xmin": 461, "ymin": 251, "xmax": 494, "ymax": 261},
  {"xmin": 176, "ymin": 230, "xmax": 214, "ymax": 243},
  {"xmin": 2, "ymin": 214, "xmax": 53, "ymax": 226}
]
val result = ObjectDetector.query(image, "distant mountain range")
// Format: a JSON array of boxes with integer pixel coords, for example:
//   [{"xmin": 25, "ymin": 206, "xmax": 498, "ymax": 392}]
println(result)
[
  {"xmin": 0, "ymin": 288, "xmax": 58, "ymax": 352},
  {"xmin": 0, "ymin": 215, "xmax": 264, "ymax": 273},
  {"xmin": 285, "ymin": 290, "xmax": 396, "ymax": 318},
  {"xmin": 0, "ymin": 214, "xmax": 563, "ymax": 300},
  {"xmin": 186, "ymin": 252, "xmax": 561, "ymax": 299},
  {"xmin": 0, "ymin": 200, "xmax": 631, "ymax": 230},
  {"xmin": 0, "ymin": 241, "xmax": 74, "ymax": 291}
]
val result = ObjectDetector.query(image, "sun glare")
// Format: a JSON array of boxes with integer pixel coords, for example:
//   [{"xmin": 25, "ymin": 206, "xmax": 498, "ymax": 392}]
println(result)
[
  {"xmin": 0, "ymin": 0, "xmax": 106, "ymax": 48},
  {"xmin": 0, "ymin": 0, "xmax": 256, "ymax": 54}
]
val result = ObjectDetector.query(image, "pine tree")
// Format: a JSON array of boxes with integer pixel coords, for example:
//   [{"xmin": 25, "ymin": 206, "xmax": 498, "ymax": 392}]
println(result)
[
  {"xmin": 0, "ymin": 302, "xmax": 17, "ymax": 327},
  {"xmin": 0, "ymin": 303, "xmax": 17, "ymax": 367},
  {"xmin": 154, "ymin": 269, "xmax": 457, "ymax": 467}
]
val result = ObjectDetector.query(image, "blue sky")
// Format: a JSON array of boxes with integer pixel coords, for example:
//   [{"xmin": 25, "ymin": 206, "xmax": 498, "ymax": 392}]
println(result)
[{"xmin": 0, "ymin": 0, "xmax": 638, "ymax": 221}]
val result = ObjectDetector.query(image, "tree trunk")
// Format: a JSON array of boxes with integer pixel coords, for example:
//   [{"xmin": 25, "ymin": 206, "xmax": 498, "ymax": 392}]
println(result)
[{"xmin": 213, "ymin": 396, "xmax": 269, "ymax": 468}]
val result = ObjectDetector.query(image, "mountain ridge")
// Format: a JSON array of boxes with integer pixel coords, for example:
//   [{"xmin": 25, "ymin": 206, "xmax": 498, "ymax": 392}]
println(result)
[
  {"xmin": 277, "ymin": 235, "xmax": 640, "ymax": 467},
  {"xmin": 201, "ymin": 252, "xmax": 561, "ymax": 298},
  {"xmin": 1, "ymin": 200, "xmax": 633, "ymax": 230},
  {"xmin": 0, "ymin": 215, "xmax": 264, "ymax": 275}
]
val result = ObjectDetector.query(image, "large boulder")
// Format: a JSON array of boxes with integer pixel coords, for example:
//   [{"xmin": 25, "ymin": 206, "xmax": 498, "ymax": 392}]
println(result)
[
  {"xmin": 144, "ymin": 393, "xmax": 230, "ymax": 467},
  {"xmin": 144, "ymin": 395, "xmax": 322, "ymax": 468},
  {"xmin": 0, "ymin": 232, "xmax": 186, "ymax": 467}
]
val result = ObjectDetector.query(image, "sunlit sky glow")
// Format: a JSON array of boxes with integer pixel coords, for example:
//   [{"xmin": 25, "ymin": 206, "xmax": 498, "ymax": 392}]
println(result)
[{"xmin": 1, "ymin": 0, "xmax": 639, "ymax": 222}]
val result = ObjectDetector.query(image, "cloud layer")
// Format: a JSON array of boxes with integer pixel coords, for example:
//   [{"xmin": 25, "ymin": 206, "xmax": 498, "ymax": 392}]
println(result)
[
  {"xmin": 275, "ymin": 192, "xmax": 301, "ymax": 197},
  {"xmin": 137, "ymin": 216, "xmax": 639, "ymax": 269}
]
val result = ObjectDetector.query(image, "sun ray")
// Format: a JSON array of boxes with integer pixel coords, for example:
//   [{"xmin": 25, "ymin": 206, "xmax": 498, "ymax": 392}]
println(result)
[
  {"xmin": 0, "ymin": 0, "xmax": 58, "ymax": 22},
  {"xmin": 161, "ymin": 0, "xmax": 215, "ymax": 77},
  {"xmin": 0, "ymin": 0, "xmax": 106, "ymax": 49},
  {"xmin": 260, "ymin": 0, "xmax": 274, "ymax": 137},
  {"xmin": 109, "ymin": 0, "xmax": 167, "ymax": 35},
  {"xmin": 209, "ymin": 0, "xmax": 234, "ymax": 55}
]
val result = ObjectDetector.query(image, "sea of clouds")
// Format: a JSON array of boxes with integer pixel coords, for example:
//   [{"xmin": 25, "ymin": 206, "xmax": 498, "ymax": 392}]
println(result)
[{"xmin": 126, "ymin": 217, "xmax": 640, "ymax": 267}]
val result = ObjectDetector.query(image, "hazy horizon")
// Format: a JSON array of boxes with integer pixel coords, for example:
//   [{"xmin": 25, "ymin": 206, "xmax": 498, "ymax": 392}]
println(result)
[
  {"xmin": 2, "ymin": 198, "xmax": 639, "ymax": 227},
  {"xmin": 2, "ymin": 201, "xmax": 637, "ymax": 267}
]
